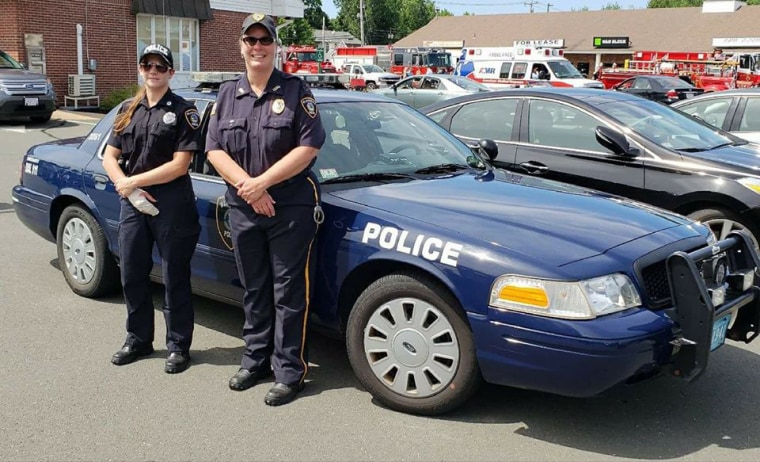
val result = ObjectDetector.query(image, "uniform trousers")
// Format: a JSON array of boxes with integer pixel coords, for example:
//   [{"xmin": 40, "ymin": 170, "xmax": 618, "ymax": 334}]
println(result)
[
  {"xmin": 118, "ymin": 177, "xmax": 200, "ymax": 353},
  {"xmin": 229, "ymin": 203, "xmax": 318, "ymax": 385}
]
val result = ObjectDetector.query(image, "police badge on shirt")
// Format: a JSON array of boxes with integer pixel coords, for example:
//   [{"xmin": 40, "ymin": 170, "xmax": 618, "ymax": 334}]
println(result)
[
  {"xmin": 300, "ymin": 96, "xmax": 318, "ymax": 119},
  {"xmin": 184, "ymin": 108, "xmax": 201, "ymax": 130}
]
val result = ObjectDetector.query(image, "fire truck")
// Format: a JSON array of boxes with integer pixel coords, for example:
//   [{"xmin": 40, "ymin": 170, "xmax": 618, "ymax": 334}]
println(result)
[
  {"xmin": 281, "ymin": 45, "xmax": 336, "ymax": 74},
  {"xmin": 389, "ymin": 47, "xmax": 453, "ymax": 76},
  {"xmin": 455, "ymin": 46, "xmax": 604, "ymax": 89},
  {"xmin": 598, "ymin": 50, "xmax": 760, "ymax": 92}
]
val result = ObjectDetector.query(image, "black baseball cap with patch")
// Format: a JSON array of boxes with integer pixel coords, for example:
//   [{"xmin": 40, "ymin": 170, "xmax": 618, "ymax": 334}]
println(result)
[
  {"xmin": 241, "ymin": 13, "xmax": 277, "ymax": 41},
  {"xmin": 139, "ymin": 43, "xmax": 173, "ymax": 68}
]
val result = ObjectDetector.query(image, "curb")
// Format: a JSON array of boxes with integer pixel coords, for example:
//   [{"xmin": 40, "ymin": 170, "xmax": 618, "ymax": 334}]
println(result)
[{"xmin": 53, "ymin": 109, "xmax": 105, "ymax": 122}]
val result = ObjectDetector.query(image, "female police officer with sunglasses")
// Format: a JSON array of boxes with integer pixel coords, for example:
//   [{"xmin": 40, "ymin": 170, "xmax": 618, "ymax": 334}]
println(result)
[
  {"xmin": 103, "ymin": 44, "xmax": 201, "ymax": 374},
  {"xmin": 206, "ymin": 14, "xmax": 325, "ymax": 406}
]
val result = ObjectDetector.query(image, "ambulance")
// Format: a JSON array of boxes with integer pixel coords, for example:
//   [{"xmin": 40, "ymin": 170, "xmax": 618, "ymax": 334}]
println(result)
[{"xmin": 455, "ymin": 46, "xmax": 604, "ymax": 89}]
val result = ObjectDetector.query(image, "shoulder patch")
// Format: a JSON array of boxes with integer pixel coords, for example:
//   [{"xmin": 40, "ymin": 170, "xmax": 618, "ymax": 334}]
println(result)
[
  {"xmin": 184, "ymin": 108, "xmax": 201, "ymax": 130},
  {"xmin": 300, "ymin": 97, "xmax": 318, "ymax": 119}
]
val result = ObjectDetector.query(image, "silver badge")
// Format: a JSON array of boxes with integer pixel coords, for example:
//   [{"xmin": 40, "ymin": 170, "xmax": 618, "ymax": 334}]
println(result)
[
  {"xmin": 163, "ymin": 112, "xmax": 177, "ymax": 125},
  {"xmin": 272, "ymin": 99, "xmax": 285, "ymax": 114}
]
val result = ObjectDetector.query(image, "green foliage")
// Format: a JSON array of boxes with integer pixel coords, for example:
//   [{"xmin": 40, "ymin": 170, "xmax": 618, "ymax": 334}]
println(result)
[
  {"xmin": 101, "ymin": 83, "xmax": 140, "ymax": 112},
  {"xmin": 304, "ymin": 0, "xmax": 331, "ymax": 29},
  {"xmin": 601, "ymin": 2, "xmax": 622, "ymax": 9},
  {"xmin": 280, "ymin": 18, "xmax": 315, "ymax": 46},
  {"xmin": 333, "ymin": 0, "xmax": 437, "ymax": 44}
]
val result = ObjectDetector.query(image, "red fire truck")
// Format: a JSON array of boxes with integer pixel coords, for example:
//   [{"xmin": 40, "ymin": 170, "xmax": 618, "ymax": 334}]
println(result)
[
  {"xmin": 598, "ymin": 50, "xmax": 760, "ymax": 92},
  {"xmin": 389, "ymin": 47, "xmax": 453, "ymax": 76},
  {"xmin": 281, "ymin": 45, "xmax": 336, "ymax": 74}
]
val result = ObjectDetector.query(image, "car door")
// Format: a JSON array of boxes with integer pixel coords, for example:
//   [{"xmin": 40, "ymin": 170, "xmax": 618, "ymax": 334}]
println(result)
[
  {"xmin": 413, "ymin": 76, "xmax": 443, "ymax": 108},
  {"xmin": 513, "ymin": 98, "xmax": 646, "ymax": 199},
  {"xmin": 730, "ymin": 96, "xmax": 760, "ymax": 143},
  {"xmin": 392, "ymin": 76, "xmax": 421, "ymax": 106},
  {"xmin": 445, "ymin": 97, "xmax": 521, "ymax": 164}
]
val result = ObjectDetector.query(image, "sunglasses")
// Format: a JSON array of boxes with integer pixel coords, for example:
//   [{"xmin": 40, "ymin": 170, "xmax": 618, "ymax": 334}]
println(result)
[
  {"xmin": 242, "ymin": 35, "xmax": 275, "ymax": 46},
  {"xmin": 139, "ymin": 62, "xmax": 170, "ymax": 73}
]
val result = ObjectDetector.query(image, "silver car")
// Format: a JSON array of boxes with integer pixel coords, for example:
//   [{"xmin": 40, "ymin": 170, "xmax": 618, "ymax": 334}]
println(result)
[
  {"xmin": 673, "ymin": 88, "xmax": 760, "ymax": 143},
  {"xmin": 372, "ymin": 74, "xmax": 490, "ymax": 109}
]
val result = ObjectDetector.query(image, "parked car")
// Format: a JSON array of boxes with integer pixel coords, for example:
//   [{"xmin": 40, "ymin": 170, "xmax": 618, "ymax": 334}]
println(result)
[
  {"xmin": 422, "ymin": 87, "xmax": 760, "ymax": 250},
  {"xmin": 612, "ymin": 75, "xmax": 703, "ymax": 104},
  {"xmin": 0, "ymin": 50, "xmax": 56, "ymax": 122},
  {"xmin": 672, "ymin": 88, "xmax": 760, "ymax": 144},
  {"xmin": 13, "ymin": 84, "xmax": 760, "ymax": 415},
  {"xmin": 372, "ymin": 74, "xmax": 490, "ymax": 108}
]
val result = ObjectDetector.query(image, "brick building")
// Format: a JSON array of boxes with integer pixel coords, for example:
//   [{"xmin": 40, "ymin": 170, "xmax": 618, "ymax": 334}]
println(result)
[{"xmin": 0, "ymin": 0, "xmax": 305, "ymax": 107}]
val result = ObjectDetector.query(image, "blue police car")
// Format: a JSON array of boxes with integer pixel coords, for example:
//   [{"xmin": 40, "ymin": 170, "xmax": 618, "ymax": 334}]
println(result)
[{"xmin": 12, "ymin": 85, "xmax": 760, "ymax": 415}]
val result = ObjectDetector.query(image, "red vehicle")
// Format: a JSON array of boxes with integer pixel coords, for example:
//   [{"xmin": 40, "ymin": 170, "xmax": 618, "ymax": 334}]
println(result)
[
  {"xmin": 598, "ymin": 50, "xmax": 760, "ymax": 92},
  {"xmin": 282, "ymin": 45, "xmax": 335, "ymax": 74},
  {"xmin": 390, "ymin": 47, "xmax": 453, "ymax": 76}
]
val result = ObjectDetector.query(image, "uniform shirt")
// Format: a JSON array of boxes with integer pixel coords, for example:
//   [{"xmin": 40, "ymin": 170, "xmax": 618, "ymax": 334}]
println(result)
[
  {"xmin": 205, "ymin": 70, "xmax": 326, "ymax": 208},
  {"xmin": 107, "ymin": 90, "xmax": 201, "ymax": 176}
]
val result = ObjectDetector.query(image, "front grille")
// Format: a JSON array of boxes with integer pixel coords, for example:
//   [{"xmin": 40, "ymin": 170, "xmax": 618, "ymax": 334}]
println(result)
[
  {"xmin": 641, "ymin": 261, "xmax": 672, "ymax": 308},
  {"xmin": 2, "ymin": 81, "xmax": 48, "ymax": 95}
]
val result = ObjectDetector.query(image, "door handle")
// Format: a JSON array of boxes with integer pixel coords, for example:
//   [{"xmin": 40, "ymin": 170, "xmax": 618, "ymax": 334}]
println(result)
[{"xmin": 519, "ymin": 161, "xmax": 549, "ymax": 174}]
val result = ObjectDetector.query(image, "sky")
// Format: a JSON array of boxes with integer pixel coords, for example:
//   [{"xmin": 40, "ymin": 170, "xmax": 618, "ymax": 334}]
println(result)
[{"xmin": 321, "ymin": 0, "xmax": 651, "ymax": 18}]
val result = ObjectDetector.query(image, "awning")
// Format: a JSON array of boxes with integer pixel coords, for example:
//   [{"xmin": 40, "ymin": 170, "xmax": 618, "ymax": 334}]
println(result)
[{"xmin": 131, "ymin": 0, "xmax": 214, "ymax": 20}]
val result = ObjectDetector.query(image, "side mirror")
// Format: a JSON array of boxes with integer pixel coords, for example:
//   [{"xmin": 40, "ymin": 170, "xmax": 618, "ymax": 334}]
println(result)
[
  {"xmin": 477, "ymin": 139, "xmax": 498, "ymax": 161},
  {"xmin": 595, "ymin": 126, "xmax": 639, "ymax": 156}
]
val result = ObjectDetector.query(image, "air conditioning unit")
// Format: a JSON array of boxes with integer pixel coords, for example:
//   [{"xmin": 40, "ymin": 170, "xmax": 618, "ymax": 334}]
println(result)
[{"xmin": 68, "ymin": 74, "xmax": 96, "ymax": 96}]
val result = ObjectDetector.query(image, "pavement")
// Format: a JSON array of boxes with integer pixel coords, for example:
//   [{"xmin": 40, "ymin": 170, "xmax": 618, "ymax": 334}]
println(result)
[{"xmin": 53, "ymin": 108, "xmax": 105, "ymax": 122}]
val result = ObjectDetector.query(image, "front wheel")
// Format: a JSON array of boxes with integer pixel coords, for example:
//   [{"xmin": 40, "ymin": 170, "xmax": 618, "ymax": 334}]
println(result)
[
  {"xmin": 688, "ymin": 207, "xmax": 760, "ymax": 251},
  {"xmin": 365, "ymin": 81, "xmax": 378, "ymax": 90},
  {"xmin": 56, "ymin": 205, "xmax": 120, "ymax": 297},
  {"xmin": 346, "ymin": 272, "xmax": 481, "ymax": 415}
]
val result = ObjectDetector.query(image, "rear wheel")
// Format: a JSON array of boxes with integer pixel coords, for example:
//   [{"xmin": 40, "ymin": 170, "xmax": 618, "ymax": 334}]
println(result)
[
  {"xmin": 365, "ymin": 81, "xmax": 378, "ymax": 90},
  {"xmin": 56, "ymin": 205, "xmax": 120, "ymax": 297},
  {"xmin": 346, "ymin": 272, "xmax": 481, "ymax": 415},
  {"xmin": 688, "ymin": 208, "xmax": 760, "ymax": 251}
]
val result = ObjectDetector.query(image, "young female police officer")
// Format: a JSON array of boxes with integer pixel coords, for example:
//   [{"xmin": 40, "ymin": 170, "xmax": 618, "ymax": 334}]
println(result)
[
  {"xmin": 103, "ymin": 44, "xmax": 202, "ymax": 374},
  {"xmin": 206, "ymin": 14, "xmax": 325, "ymax": 405}
]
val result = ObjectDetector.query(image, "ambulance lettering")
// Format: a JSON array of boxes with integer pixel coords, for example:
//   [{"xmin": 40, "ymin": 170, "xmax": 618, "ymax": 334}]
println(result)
[
  {"xmin": 361, "ymin": 222, "xmax": 463, "ymax": 267},
  {"xmin": 479, "ymin": 67, "xmax": 496, "ymax": 74}
]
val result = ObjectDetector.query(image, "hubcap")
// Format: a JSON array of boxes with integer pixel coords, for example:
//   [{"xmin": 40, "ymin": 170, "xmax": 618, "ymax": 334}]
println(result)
[
  {"xmin": 702, "ymin": 218, "xmax": 760, "ymax": 251},
  {"xmin": 61, "ymin": 217, "xmax": 97, "ymax": 284},
  {"xmin": 363, "ymin": 297, "xmax": 459, "ymax": 398}
]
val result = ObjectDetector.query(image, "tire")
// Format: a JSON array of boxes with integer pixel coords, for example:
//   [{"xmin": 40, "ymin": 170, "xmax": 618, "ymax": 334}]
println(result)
[
  {"xmin": 346, "ymin": 272, "xmax": 481, "ymax": 415},
  {"xmin": 687, "ymin": 207, "xmax": 760, "ymax": 251},
  {"xmin": 56, "ymin": 205, "xmax": 120, "ymax": 297},
  {"xmin": 30, "ymin": 113, "xmax": 52, "ymax": 123},
  {"xmin": 365, "ymin": 81, "xmax": 378, "ymax": 90}
]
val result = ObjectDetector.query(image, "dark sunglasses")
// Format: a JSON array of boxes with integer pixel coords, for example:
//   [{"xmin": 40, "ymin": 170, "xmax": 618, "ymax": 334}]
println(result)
[
  {"xmin": 139, "ymin": 62, "xmax": 170, "ymax": 73},
  {"xmin": 242, "ymin": 35, "xmax": 275, "ymax": 46}
]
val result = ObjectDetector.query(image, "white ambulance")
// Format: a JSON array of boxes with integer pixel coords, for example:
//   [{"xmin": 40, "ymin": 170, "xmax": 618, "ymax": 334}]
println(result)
[{"xmin": 454, "ymin": 46, "xmax": 604, "ymax": 89}]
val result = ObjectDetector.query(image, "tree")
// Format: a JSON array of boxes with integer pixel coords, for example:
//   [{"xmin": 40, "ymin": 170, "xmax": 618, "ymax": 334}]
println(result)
[
  {"xmin": 334, "ymin": 0, "xmax": 438, "ymax": 44},
  {"xmin": 303, "ymin": 0, "xmax": 331, "ymax": 30},
  {"xmin": 601, "ymin": 2, "xmax": 622, "ymax": 9},
  {"xmin": 279, "ymin": 19, "xmax": 315, "ymax": 46}
]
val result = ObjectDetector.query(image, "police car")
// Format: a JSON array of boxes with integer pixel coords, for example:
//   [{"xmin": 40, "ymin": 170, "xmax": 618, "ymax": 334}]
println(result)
[{"xmin": 12, "ymin": 82, "xmax": 760, "ymax": 415}]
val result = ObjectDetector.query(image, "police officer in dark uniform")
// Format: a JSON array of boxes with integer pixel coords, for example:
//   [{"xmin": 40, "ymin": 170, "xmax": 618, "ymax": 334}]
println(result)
[
  {"xmin": 103, "ymin": 44, "xmax": 202, "ymax": 374},
  {"xmin": 205, "ymin": 13, "xmax": 325, "ymax": 405}
]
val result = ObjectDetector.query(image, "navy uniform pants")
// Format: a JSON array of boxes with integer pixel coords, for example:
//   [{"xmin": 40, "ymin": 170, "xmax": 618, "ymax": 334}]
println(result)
[
  {"xmin": 118, "ymin": 177, "xmax": 200, "ymax": 353},
  {"xmin": 229, "ymin": 204, "xmax": 318, "ymax": 386}
]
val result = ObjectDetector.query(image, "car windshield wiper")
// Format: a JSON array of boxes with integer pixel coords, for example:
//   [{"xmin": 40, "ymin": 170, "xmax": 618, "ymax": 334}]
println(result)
[
  {"xmin": 676, "ymin": 147, "xmax": 709, "ymax": 153},
  {"xmin": 414, "ymin": 163, "xmax": 470, "ymax": 174},
  {"xmin": 321, "ymin": 172, "xmax": 414, "ymax": 184}
]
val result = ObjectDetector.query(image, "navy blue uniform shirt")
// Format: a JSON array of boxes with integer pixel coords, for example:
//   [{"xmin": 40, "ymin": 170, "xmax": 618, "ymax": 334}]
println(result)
[
  {"xmin": 107, "ymin": 90, "xmax": 201, "ymax": 176},
  {"xmin": 205, "ymin": 70, "xmax": 326, "ymax": 207}
]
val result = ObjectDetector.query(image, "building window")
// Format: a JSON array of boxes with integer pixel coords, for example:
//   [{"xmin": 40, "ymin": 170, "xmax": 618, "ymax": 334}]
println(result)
[{"xmin": 137, "ymin": 14, "xmax": 199, "ymax": 72}]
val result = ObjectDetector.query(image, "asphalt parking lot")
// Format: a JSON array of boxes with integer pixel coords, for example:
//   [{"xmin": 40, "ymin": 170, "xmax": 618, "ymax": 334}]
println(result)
[{"xmin": 2, "ymin": 111, "xmax": 760, "ymax": 461}]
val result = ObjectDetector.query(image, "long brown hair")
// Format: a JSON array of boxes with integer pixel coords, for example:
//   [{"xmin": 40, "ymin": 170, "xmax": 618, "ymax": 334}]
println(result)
[{"xmin": 113, "ymin": 85, "xmax": 147, "ymax": 134}]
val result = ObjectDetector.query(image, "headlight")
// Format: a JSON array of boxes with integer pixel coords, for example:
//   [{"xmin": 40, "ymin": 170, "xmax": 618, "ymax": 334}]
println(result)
[
  {"xmin": 738, "ymin": 177, "xmax": 760, "ymax": 194},
  {"xmin": 489, "ymin": 273, "xmax": 641, "ymax": 319},
  {"xmin": 46, "ymin": 79, "xmax": 55, "ymax": 94}
]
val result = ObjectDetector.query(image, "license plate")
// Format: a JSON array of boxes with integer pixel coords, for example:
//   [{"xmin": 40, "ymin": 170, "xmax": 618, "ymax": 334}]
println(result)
[
  {"xmin": 24, "ymin": 97, "xmax": 39, "ymax": 106},
  {"xmin": 685, "ymin": 93, "xmax": 694, "ymax": 99},
  {"xmin": 710, "ymin": 314, "xmax": 731, "ymax": 351}
]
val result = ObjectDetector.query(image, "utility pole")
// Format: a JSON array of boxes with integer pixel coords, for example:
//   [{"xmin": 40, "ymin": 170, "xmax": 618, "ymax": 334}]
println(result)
[
  {"xmin": 524, "ymin": 0, "xmax": 538, "ymax": 13},
  {"xmin": 546, "ymin": 3, "xmax": 553, "ymax": 13},
  {"xmin": 359, "ymin": 0, "xmax": 365, "ymax": 46}
]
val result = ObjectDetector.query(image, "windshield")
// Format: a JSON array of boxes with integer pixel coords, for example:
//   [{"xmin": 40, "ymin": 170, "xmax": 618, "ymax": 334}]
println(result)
[
  {"xmin": 363, "ymin": 64, "xmax": 385, "ymax": 73},
  {"xmin": 313, "ymin": 101, "xmax": 483, "ymax": 183},
  {"xmin": 447, "ymin": 76, "xmax": 489, "ymax": 91},
  {"xmin": 426, "ymin": 53, "xmax": 451, "ymax": 68},
  {"xmin": 604, "ymin": 99, "xmax": 737, "ymax": 151},
  {"xmin": 0, "ymin": 52, "xmax": 24, "ymax": 69},
  {"xmin": 293, "ymin": 52, "xmax": 318, "ymax": 62},
  {"xmin": 547, "ymin": 60, "xmax": 584, "ymax": 79}
]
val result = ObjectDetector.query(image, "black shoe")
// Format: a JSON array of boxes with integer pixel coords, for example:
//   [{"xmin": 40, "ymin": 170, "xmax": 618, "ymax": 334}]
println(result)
[
  {"xmin": 111, "ymin": 344, "xmax": 154, "ymax": 366},
  {"xmin": 165, "ymin": 352, "xmax": 190, "ymax": 374},
  {"xmin": 228, "ymin": 367, "xmax": 273, "ymax": 391},
  {"xmin": 264, "ymin": 382, "xmax": 305, "ymax": 406}
]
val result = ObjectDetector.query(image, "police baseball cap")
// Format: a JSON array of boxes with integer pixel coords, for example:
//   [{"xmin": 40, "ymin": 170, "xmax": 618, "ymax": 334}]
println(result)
[
  {"xmin": 139, "ymin": 43, "xmax": 173, "ymax": 68},
  {"xmin": 241, "ymin": 13, "xmax": 277, "ymax": 40}
]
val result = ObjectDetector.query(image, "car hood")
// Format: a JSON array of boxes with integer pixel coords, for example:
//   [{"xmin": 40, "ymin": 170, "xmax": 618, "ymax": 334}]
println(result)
[
  {"xmin": 0, "ymin": 68, "xmax": 48, "ymax": 81},
  {"xmin": 332, "ymin": 171, "xmax": 696, "ymax": 267},
  {"xmin": 682, "ymin": 143, "xmax": 760, "ymax": 171}
]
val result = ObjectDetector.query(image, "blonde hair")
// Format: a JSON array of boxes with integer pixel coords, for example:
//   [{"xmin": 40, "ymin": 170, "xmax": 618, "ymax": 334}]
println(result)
[{"xmin": 113, "ymin": 85, "xmax": 147, "ymax": 134}]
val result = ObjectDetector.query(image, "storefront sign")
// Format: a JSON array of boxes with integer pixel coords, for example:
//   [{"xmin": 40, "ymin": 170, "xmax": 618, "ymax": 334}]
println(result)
[
  {"xmin": 423, "ymin": 40, "xmax": 464, "ymax": 48},
  {"xmin": 713, "ymin": 37, "xmax": 760, "ymax": 48},
  {"xmin": 513, "ymin": 39, "xmax": 564, "ymax": 48},
  {"xmin": 593, "ymin": 36, "xmax": 630, "ymax": 48}
]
